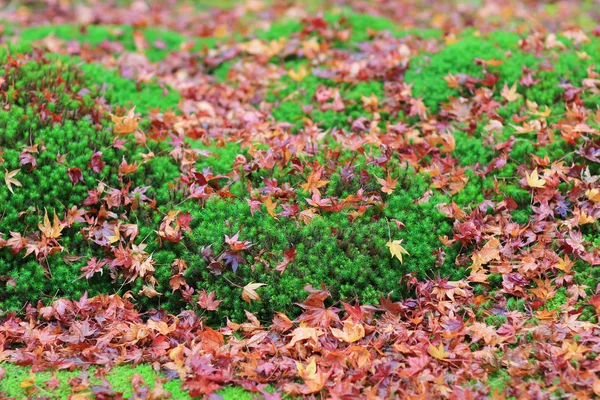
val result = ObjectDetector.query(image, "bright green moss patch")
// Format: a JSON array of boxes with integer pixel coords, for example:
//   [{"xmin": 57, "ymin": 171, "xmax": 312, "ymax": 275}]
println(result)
[
  {"xmin": 76, "ymin": 60, "xmax": 181, "ymax": 111},
  {"xmin": 267, "ymin": 73, "xmax": 384, "ymax": 129},
  {"xmin": 0, "ymin": 50, "xmax": 182, "ymax": 311},
  {"xmin": 0, "ymin": 362, "xmax": 259, "ymax": 399},
  {"xmin": 0, "ymin": 42, "xmax": 462, "ymax": 320},
  {"xmin": 405, "ymin": 31, "xmax": 600, "ymax": 112},
  {"xmin": 18, "ymin": 24, "xmax": 216, "ymax": 62},
  {"xmin": 169, "ymin": 169, "xmax": 460, "ymax": 322}
]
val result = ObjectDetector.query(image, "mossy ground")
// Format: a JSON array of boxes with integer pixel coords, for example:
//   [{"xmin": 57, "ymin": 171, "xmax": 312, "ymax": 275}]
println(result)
[
  {"xmin": 1, "ymin": 3, "xmax": 599, "ymax": 398},
  {"xmin": 0, "ymin": 363, "xmax": 259, "ymax": 399},
  {"xmin": 2, "ymin": 8, "xmax": 599, "ymax": 322}
]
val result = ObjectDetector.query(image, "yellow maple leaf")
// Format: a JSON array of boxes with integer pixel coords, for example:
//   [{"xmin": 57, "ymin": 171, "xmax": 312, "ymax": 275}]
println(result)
[
  {"xmin": 586, "ymin": 188, "xmax": 600, "ymax": 203},
  {"xmin": 295, "ymin": 358, "xmax": 327, "ymax": 393},
  {"xmin": 288, "ymin": 64, "xmax": 310, "ymax": 82},
  {"xmin": 525, "ymin": 168, "xmax": 546, "ymax": 188},
  {"xmin": 39, "ymin": 209, "xmax": 64, "ymax": 239},
  {"xmin": 331, "ymin": 319, "xmax": 365, "ymax": 343},
  {"xmin": 530, "ymin": 105, "xmax": 552, "ymax": 117},
  {"xmin": 241, "ymin": 282, "xmax": 266, "ymax": 304},
  {"xmin": 386, "ymin": 239, "xmax": 409, "ymax": 264},
  {"xmin": 296, "ymin": 358, "xmax": 317, "ymax": 381},
  {"xmin": 263, "ymin": 196, "xmax": 279, "ymax": 219},
  {"xmin": 5, "ymin": 168, "xmax": 22, "ymax": 194},
  {"xmin": 108, "ymin": 226, "xmax": 121, "ymax": 244},
  {"xmin": 19, "ymin": 372, "xmax": 36, "ymax": 389},
  {"xmin": 554, "ymin": 254, "xmax": 574, "ymax": 272},
  {"xmin": 428, "ymin": 342, "xmax": 450, "ymax": 360}
]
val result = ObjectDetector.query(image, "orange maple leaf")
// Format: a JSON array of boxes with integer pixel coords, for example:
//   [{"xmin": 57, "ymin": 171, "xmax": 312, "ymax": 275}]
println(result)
[
  {"xmin": 110, "ymin": 106, "xmax": 139, "ymax": 134},
  {"xmin": 300, "ymin": 167, "xmax": 329, "ymax": 195},
  {"xmin": 263, "ymin": 196, "xmax": 279, "ymax": 219},
  {"xmin": 376, "ymin": 172, "xmax": 398, "ymax": 195},
  {"xmin": 296, "ymin": 358, "xmax": 328, "ymax": 393}
]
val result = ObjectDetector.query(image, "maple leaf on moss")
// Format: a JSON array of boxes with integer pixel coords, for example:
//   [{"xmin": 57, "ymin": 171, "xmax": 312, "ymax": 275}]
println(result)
[
  {"xmin": 4, "ymin": 169, "xmax": 22, "ymax": 194},
  {"xmin": 501, "ymin": 82, "xmax": 521, "ymax": 102},
  {"xmin": 386, "ymin": 239, "xmax": 409, "ymax": 264},
  {"xmin": 110, "ymin": 106, "xmax": 139, "ymax": 134},
  {"xmin": 288, "ymin": 64, "xmax": 310, "ymax": 81},
  {"xmin": 242, "ymin": 282, "xmax": 266, "ymax": 304},
  {"xmin": 376, "ymin": 172, "xmax": 398, "ymax": 195},
  {"xmin": 39, "ymin": 209, "xmax": 64, "ymax": 239},
  {"xmin": 197, "ymin": 290, "xmax": 223, "ymax": 311},
  {"xmin": 300, "ymin": 166, "xmax": 329, "ymax": 195}
]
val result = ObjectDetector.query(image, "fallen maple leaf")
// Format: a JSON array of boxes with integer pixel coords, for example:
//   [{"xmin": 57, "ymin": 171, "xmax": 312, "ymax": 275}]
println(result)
[
  {"xmin": 19, "ymin": 372, "xmax": 36, "ymax": 389},
  {"xmin": 197, "ymin": 290, "xmax": 223, "ymax": 311},
  {"xmin": 263, "ymin": 196, "xmax": 279, "ymax": 219},
  {"xmin": 586, "ymin": 188, "xmax": 600, "ymax": 203},
  {"xmin": 138, "ymin": 285, "xmax": 162, "ymax": 298},
  {"xmin": 376, "ymin": 172, "xmax": 398, "ymax": 195},
  {"xmin": 5, "ymin": 169, "xmax": 22, "ymax": 194},
  {"xmin": 110, "ymin": 106, "xmax": 139, "ymax": 134},
  {"xmin": 428, "ymin": 342, "xmax": 450, "ymax": 360},
  {"xmin": 386, "ymin": 239, "xmax": 409, "ymax": 264},
  {"xmin": 242, "ymin": 282, "xmax": 266, "ymax": 304},
  {"xmin": 526, "ymin": 168, "xmax": 546, "ymax": 188},
  {"xmin": 331, "ymin": 319, "xmax": 365, "ymax": 343},
  {"xmin": 287, "ymin": 325, "xmax": 324, "ymax": 347},
  {"xmin": 501, "ymin": 82, "xmax": 521, "ymax": 102},
  {"xmin": 594, "ymin": 379, "xmax": 600, "ymax": 397},
  {"xmin": 289, "ymin": 64, "xmax": 310, "ymax": 82},
  {"xmin": 39, "ymin": 209, "xmax": 64, "ymax": 239},
  {"xmin": 296, "ymin": 358, "xmax": 328, "ymax": 393}
]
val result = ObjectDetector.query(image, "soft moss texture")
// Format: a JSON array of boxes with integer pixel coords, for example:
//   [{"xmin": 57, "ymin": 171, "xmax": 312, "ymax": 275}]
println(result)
[
  {"xmin": 405, "ymin": 30, "xmax": 600, "ymax": 112},
  {"xmin": 0, "ymin": 363, "xmax": 258, "ymax": 399},
  {"xmin": 18, "ymin": 24, "xmax": 216, "ymax": 62},
  {"xmin": 2, "ymin": 17, "xmax": 597, "ymax": 323}
]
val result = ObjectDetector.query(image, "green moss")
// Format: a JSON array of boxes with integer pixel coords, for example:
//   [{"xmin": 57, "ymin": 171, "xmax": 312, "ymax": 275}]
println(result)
[
  {"xmin": 405, "ymin": 31, "xmax": 600, "ymax": 112},
  {"xmin": 487, "ymin": 368, "xmax": 511, "ymax": 394},
  {"xmin": 76, "ymin": 60, "xmax": 181, "ymax": 111},
  {"xmin": 0, "ymin": 362, "xmax": 259, "ymax": 399},
  {"xmin": 485, "ymin": 315, "xmax": 507, "ymax": 328},
  {"xmin": 18, "ymin": 24, "xmax": 215, "ymax": 62}
]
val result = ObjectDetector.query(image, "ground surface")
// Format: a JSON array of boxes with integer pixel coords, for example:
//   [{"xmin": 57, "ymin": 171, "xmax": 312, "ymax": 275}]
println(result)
[{"xmin": 0, "ymin": 0, "xmax": 599, "ymax": 399}]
